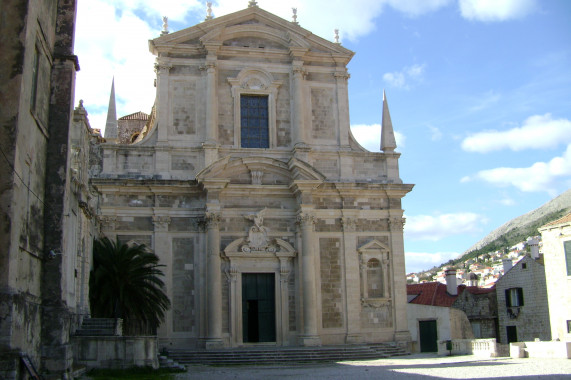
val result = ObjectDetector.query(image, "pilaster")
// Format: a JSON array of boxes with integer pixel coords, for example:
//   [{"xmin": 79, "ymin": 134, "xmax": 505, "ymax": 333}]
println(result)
[
  {"xmin": 341, "ymin": 217, "xmax": 361, "ymax": 344},
  {"xmin": 291, "ymin": 61, "xmax": 307, "ymax": 147},
  {"xmin": 205, "ymin": 211, "xmax": 223, "ymax": 348},
  {"xmin": 389, "ymin": 216, "xmax": 411, "ymax": 343},
  {"xmin": 334, "ymin": 71, "xmax": 351, "ymax": 148},
  {"xmin": 297, "ymin": 212, "xmax": 321, "ymax": 346},
  {"xmin": 152, "ymin": 215, "xmax": 172, "ymax": 339},
  {"xmin": 155, "ymin": 61, "xmax": 172, "ymax": 143}
]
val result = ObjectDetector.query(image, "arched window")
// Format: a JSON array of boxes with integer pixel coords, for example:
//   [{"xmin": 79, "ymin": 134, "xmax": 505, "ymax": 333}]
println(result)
[{"xmin": 367, "ymin": 258, "xmax": 383, "ymax": 298}]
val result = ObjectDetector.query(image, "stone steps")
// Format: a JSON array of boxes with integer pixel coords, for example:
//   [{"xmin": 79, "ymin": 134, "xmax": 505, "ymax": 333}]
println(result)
[
  {"xmin": 74, "ymin": 318, "xmax": 122, "ymax": 336},
  {"xmin": 165, "ymin": 343, "xmax": 408, "ymax": 365}
]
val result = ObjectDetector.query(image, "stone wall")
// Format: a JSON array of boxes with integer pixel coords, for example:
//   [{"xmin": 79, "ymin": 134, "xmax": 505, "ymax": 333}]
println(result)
[
  {"xmin": 539, "ymin": 216, "xmax": 571, "ymax": 342},
  {"xmin": 73, "ymin": 336, "xmax": 158, "ymax": 369},
  {"xmin": 495, "ymin": 255, "xmax": 551, "ymax": 343},
  {"xmin": 319, "ymin": 238, "xmax": 343, "ymax": 328}
]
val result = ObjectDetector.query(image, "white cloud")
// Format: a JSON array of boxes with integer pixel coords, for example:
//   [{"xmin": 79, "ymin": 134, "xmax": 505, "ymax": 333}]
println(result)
[
  {"xmin": 383, "ymin": 64, "xmax": 426, "ymax": 89},
  {"xmin": 405, "ymin": 251, "xmax": 461, "ymax": 273},
  {"xmin": 499, "ymin": 198, "xmax": 516, "ymax": 206},
  {"xmin": 461, "ymin": 114, "xmax": 571, "ymax": 153},
  {"xmin": 459, "ymin": 0, "xmax": 537, "ymax": 22},
  {"xmin": 386, "ymin": 0, "xmax": 454, "ymax": 17},
  {"xmin": 75, "ymin": 1, "xmax": 161, "ymax": 132},
  {"xmin": 351, "ymin": 124, "xmax": 406, "ymax": 152},
  {"xmin": 467, "ymin": 144, "xmax": 571, "ymax": 196},
  {"xmin": 405, "ymin": 213, "xmax": 486, "ymax": 241},
  {"xmin": 428, "ymin": 125, "xmax": 442, "ymax": 141},
  {"xmin": 468, "ymin": 90, "xmax": 501, "ymax": 112}
]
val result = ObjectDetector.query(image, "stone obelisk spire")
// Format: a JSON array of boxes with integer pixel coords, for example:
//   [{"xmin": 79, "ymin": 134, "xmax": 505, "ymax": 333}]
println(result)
[
  {"xmin": 380, "ymin": 90, "xmax": 396, "ymax": 152},
  {"xmin": 104, "ymin": 78, "xmax": 118, "ymax": 143}
]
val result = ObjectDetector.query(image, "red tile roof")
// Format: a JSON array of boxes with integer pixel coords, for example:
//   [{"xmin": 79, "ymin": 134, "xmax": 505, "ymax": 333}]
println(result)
[
  {"xmin": 541, "ymin": 212, "xmax": 571, "ymax": 228},
  {"xmin": 407, "ymin": 282, "xmax": 494, "ymax": 307},
  {"xmin": 119, "ymin": 111, "xmax": 149, "ymax": 121}
]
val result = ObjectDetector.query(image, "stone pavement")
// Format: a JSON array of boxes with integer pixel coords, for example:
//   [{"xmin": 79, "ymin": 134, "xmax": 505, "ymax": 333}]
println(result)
[{"xmin": 175, "ymin": 353, "xmax": 571, "ymax": 379}]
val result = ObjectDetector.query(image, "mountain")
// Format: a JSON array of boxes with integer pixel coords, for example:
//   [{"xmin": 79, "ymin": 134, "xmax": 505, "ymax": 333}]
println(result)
[{"xmin": 461, "ymin": 189, "xmax": 571, "ymax": 260}]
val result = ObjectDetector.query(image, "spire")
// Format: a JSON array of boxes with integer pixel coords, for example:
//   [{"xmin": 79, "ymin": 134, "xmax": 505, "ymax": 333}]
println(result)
[
  {"xmin": 104, "ymin": 78, "xmax": 118, "ymax": 143},
  {"xmin": 380, "ymin": 90, "xmax": 397, "ymax": 153}
]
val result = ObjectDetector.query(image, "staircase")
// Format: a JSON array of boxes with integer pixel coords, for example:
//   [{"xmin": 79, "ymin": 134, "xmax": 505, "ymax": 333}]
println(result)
[
  {"xmin": 74, "ymin": 318, "xmax": 122, "ymax": 336},
  {"xmin": 165, "ymin": 343, "xmax": 408, "ymax": 366}
]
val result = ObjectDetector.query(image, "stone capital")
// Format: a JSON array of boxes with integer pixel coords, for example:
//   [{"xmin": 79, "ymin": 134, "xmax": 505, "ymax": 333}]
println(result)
[
  {"xmin": 389, "ymin": 217, "xmax": 405, "ymax": 231},
  {"xmin": 296, "ymin": 213, "xmax": 315, "ymax": 228},
  {"xmin": 341, "ymin": 217, "xmax": 356, "ymax": 232},
  {"xmin": 152, "ymin": 215, "xmax": 171, "ymax": 230},
  {"xmin": 154, "ymin": 62, "xmax": 172, "ymax": 75},
  {"xmin": 205, "ymin": 212, "xmax": 221, "ymax": 228},
  {"xmin": 333, "ymin": 71, "xmax": 350, "ymax": 81}
]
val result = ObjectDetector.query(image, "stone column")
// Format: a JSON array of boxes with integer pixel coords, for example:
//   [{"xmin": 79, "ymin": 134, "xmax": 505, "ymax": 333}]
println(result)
[
  {"xmin": 334, "ymin": 71, "xmax": 350, "ymax": 147},
  {"xmin": 291, "ymin": 62, "xmax": 307, "ymax": 146},
  {"xmin": 389, "ymin": 217, "xmax": 411, "ymax": 344},
  {"xmin": 298, "ymin": 213, "xmax": 321, "ymax": 346},
  {"xmin": 205, "ymin": 211, "xmax": 223, "ymax": 348},
  {"xmin": 152, "ymin": 215, "xmax": 171, "ymax": 339}
]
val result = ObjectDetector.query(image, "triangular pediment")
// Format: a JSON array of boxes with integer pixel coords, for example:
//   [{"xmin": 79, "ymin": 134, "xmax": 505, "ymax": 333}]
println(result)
[
  {"xmin": 358, "ymin": 239, "xmax": 390, "ymax": 253},
  {"xmin": 150, "ymin": 6, "xmax": 353, "ymax": 60}
]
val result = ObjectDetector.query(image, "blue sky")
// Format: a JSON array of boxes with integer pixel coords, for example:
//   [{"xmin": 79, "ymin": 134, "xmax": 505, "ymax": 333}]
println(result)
[{"xmin": 74, "ymin": 0, "xmax": 571, "ymax": 273}]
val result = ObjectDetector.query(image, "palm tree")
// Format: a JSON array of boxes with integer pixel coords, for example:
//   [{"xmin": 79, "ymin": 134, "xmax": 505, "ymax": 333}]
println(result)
[{"xmin": 89, "ymin": 237, "xmax": 170, "ymax": 334}]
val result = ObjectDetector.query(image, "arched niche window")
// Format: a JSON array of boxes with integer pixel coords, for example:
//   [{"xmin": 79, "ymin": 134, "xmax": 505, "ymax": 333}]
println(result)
[
  {"xmin": 358, "ymin": 240, "xmax": 391, "ymax": 300},
  {"xmin": 367, "ymin": 258, "xmax": 383, "ymax": 298},
  {"xmin": 228, "ymin": 68, "xmax": 282, "ymax": 149}
]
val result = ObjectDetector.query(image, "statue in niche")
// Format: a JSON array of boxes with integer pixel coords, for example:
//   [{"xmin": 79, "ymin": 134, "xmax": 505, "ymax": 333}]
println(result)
[{"xmin": 243, "ymin": 208, "xmax": 275, "ymax": 252}]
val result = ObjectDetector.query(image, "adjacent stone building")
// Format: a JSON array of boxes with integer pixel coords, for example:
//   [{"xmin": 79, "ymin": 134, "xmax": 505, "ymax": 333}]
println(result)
[
  {"xmin": 92, "ymin": 4, "xmax": 413, "ymax": 349},
  {"xmin": 0, "ymin": 0, "xmax": 98, "ymax": 378},
  {"xmin": 539, "ymin": 212, "xmax": 571, "ymax": 342},
  {"xmin": 495, "ymin": 255, "xmax": 551, "ymax": 344}
]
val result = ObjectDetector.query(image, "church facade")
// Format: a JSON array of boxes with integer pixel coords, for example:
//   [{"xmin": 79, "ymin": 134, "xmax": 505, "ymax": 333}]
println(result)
[{"xmin": 92, "ymin": 4, "xmax": 413, "ymax": 349}]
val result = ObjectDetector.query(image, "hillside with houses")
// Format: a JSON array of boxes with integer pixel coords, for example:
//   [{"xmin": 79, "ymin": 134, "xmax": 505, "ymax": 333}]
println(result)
[{"xmin": 407, "ymin": 189, "xmax": 571, "ymax": 288}]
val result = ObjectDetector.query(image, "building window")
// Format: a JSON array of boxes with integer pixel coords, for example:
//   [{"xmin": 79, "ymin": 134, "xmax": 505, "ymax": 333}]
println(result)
[
  {"xmin": 564, "ymin": 240, "xmax": 571, "ymax": 276},
  {"xmin": 367, "ymin": 258, "xmax": 383, "ymax": 298},
  {"xmin": 240, "ymin": 95, "xmax": 269, "ymax": 148},
  {"xmin": 505, "ymin": 287, "xmax": 524, "ymax": 307},
  {"xmin": 30, "ymin": 45, "xmax": 40, "ymax": 110},
  {"xmin": 567, "ymin": 320, "xmax": 571, "ymax": 334}
]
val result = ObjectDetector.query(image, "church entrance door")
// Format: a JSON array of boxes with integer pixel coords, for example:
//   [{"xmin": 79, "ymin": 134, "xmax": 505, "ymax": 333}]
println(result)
[{"xmin": 242, "ymin": 273, "xmax": 276, "ymax": 343}]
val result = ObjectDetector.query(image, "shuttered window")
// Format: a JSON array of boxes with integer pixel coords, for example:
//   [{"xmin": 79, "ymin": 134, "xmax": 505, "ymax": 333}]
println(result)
[
  {"xmin": 564, "ymin": 240, "xmax": 571, "ymax": 276},
  {"xmin": 505, "ymin": 287, "xmax": 524, "ymax": 307}
]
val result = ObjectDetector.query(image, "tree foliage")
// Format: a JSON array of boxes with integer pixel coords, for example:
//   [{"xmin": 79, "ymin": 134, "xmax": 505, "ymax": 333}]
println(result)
[{"xmin": 89, "ymin": 237, "xmax": 171, "ymax": 330}]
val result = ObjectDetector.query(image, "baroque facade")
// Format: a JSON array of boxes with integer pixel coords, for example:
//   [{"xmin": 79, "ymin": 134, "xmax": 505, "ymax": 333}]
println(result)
[{"xmin": 92, "ymin": 4, "xmax": 413, "ymax": 349}]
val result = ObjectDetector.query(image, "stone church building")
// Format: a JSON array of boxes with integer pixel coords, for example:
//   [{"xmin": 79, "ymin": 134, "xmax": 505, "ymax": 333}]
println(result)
[{"xmin": 93, "ymin": 3, "xmax": 413, "ymax": 349}]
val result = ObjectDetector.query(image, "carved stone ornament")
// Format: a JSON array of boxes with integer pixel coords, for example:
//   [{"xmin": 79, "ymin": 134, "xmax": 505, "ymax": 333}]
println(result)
[
  {"xmin": 205, "ymin": 212, "xmax": 221, "ymax": 228},
  {"xmin": 341, "ymin": 217, "xmax": 356, "ymax": 231},
  {"xmin": 242, "ymin": 208, "xmax": 276, "ymax": 253},
  {"xmin": 389, "ymin": 217, "xmax": 406, "ymax": 231},
  {"xmin": 97, "ymin": 215, "xmax": 117, "ymax": 226},
  {"xmin": 361, "ymin": 298, "xmax": 391, "ymax": 308},
  {"xmin": 296, "ymin": 213, "xmax": 315, "ymax": 227},
  {"xmin": 241, "ymin": 77, "xmax": 266, "ymax": 90},
  {"xmin": 152, "ymin": 215, "xmax": 171, "ymax": 228},
  {"xmin": 154, "ymin": 61, "xmax": 172, "ymax": 74},
  {"xmin": 251, "ymin": 170, "xmax": 263, "ymax": 185}
]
